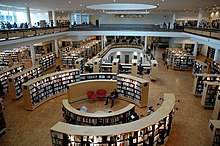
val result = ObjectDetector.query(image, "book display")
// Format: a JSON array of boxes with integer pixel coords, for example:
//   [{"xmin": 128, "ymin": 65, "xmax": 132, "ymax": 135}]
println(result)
[
  {"xmin": 166, "ymin": 48, "xmax": 183, "ymax": 67},
  {"xmin": 207, "ymin": 47, "xmax": 215, "ymax": 60},
  {"xmin": 193, "ymin": 60, "xmax": 209, "ymax": 74},
  {"xmin": 62, "ymin": 99, "xmax": 135, "ymax": 126},
  {"xmin": 0, "ymin": 53, "xmax": 10, "ymax": 66},
  {"xmin": 172, "ymin": 54, "xmax": 195, "ymax": 70},
  {"xmin": 61, "ymin": 52, "xmax": 79, "ymax": 67},
  {"xmin": 120, "ymin": 63, "xmax": 132, "ymax": 74},
  {"xmin": 206, "ymin": 120, "xmax": 220, "ymax": 146},
  {"xmin": 36, "ymin": 53, "xmax": 56, "ymax": 71},
  {"xmin": 150, "ymin": 60, "xmax": 158, "ymax": 80},
  {"xmin": 193, "ymin": 74, "xmax": 220, "ymax": 96},
  {"xmin": 201, "ymin": 81, "xmax": 220, "ymax": 108},
  {"xmin": 51, "ymin": 93, "xmax": 175, "ymax": 146},
  {"xmin": 117, "ymin": 74, "xmax": 149, "ymax": 107},
  {"xmin": 75, "ymin": 58, "xmax": 84, "ymax": 74},
  {"xmin": 112, "ymin": 58, "xmax": 119, "ymax": 74},
  {"xmin": 8, "ymin": 65, "xmax": 42, "ymax": 100},
  {"xmin": 0, "ymin": 64, "xmax": 24, "ymax": 92},
  {"xmin": 0, "ymin": 99, "xmax": 6, "ymax": 135},
  {"xmin": 212, "ymin": 93, "xmax": 220, "ymax": 120},
  {"xmin": 100, "ymin": 63, "xmax": 112, "ymax": 72},
  {"xmin": 22, "ymin": 69, "xmax": 80, "ymax": 110},
  {"xmin": 80, "ymin": 73, "xmax": 117, "ymax": 81},
  {"xmin": 131, "ymin": 59, "xmax": 138, "ymax": 76}
]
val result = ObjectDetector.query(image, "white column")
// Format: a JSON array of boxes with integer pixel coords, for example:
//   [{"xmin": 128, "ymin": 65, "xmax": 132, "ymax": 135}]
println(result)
[
  {"xmin": 26, "ymin": 7, "xmax": 32, "ymax": 28},
  {"xmin": 80, "ymin": 14, "xmax": 82, "ymax": 24},
  {"xmin": 54, "ymin": 39, "xmax": 59, "ymax": 57},
  {"xmin": 103, "ymin": 35, "xmax": 106, "ymax": 48},
  {"xmin": 101, "ymin": 36, "xmax": 104, "ymax": 50},
  {"xmin": 114, "ymin": 36, "xmax": 117, "ymax": 43},
  {"xmin": 52, "ymin": 10, "xmax": 56, "ymax": 26},
  {"xmin": 172, "ymin": 14, "xmax": 176, "ymax": 29},
  {"xmin": 144, "ymin": 36, "xmax": 148, "ymax": 51},
  {"xmin": 197, "ymin": 8, "xmax": 203, "ymax": 27},
  {"xmin": 193, "ymin": 42, "xmax": 198, "ymax": 57},
  {"xmin": 182, "ymin": 43, "xmax": 185, "ymax": 50},
  {"xmin": 30, "ymin": 45, "xmax": 35, "ymax": 66},
  {"xmin": 214, "ymin": 49, "xmax": 219, "ymax": 62}
]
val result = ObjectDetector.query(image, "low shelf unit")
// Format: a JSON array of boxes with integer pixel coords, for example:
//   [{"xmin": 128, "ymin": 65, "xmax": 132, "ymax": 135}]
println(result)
[
  {"xmin": 206, "ymin": 120, "xmax": 220, "ymax": 146},
  {"xmin": 51, "ymin": 93, "xmax": 175, "ymax": 146},
  {"xmin": 201, "ymin": 82, "xmax": 220, "ymax": 108},
  {"xmin": 193, "ymin": 74, "xmax": 220, "ymax": 96},
  {"xmin": 211, "ymin": 62, "xmax": 220, "ymax": 74},
  {"xmin": 61, "ymin": 52, "xmax": 79, "ymax": 67},
  {"xmin": 75, "ymin": 58, "xmax": 84, "ymax": 74},
  {"xmin": 117, "ymin": 74, "xmax": 149, "ymax": 107},
  {"xmin": 62, "ymin": 99, "xmax": 135, "ymax": 126},
  {"xmin": 212, "ymin": 93, "xmax": 220, "ymax": 120},
  {"xmin": 8, "ymin": 65, "xmax": 42, "ymax": 100},
  {"xmin": 172, "ymin": 54, "xmax": 195, "ymax": 70},
  {"xmin": 0, "ymin": 64, "xmax": 24, "ymax": 92},
  {"xmin": 79, "ymin": 73, "xmax": 117, "ymax": 81},
  {"xmin": 22, "ymin": 69, "xmax": 80, "ymax": 110},
  {"xmin": 150, "ymin": 60, "xmax": 158, "ymax": 80},
  {"xmin": 36, "ymin": 52, "xmax": 56, "ymax": 71}
]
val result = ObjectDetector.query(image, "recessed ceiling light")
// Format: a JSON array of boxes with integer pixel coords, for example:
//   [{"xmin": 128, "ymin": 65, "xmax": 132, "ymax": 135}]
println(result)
[
  {"xmin": 56, "ymin": 8, "xmax": 58, "ymax": 10},
  {"xmin": 80, "ymin": 4, "xmax": 82, "ymax": 7},
  {"xmin": 25, "ymin": 3, "xmax": 27, "ymax": 6},
  {"xmin": 68, "ymin": 1, "xmax": 71, "ymax": 4},
  {"xmin": 162, "ymin": 0, "xmax": 164, "ymax": 2},
  {"xmin": 103, "ymin": 10, "xmax": 105, "ymax": 12},
  {"xmin": 62, "ymin": 11, "xmax": 64, "ymax": 13},
  {"xmin": 157, "ymin": 4, "xmax": 160, "ymax": 6},
  {"xmin": 114, "ymin": 0, "xmax": 116, "ymax": 2}
]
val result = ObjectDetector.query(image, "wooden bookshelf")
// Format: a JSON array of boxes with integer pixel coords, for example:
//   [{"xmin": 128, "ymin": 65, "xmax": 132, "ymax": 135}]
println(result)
[
  {"xmin": 193, "ymin": 74, "xmax": 220, "ymax": 96},
  {"xmin": 22, "ymin": 69, "xmax": 80, "ymax": 110},
  {"xmin": 201, "ymin": 81, "xmax": 220, "ymax": 108},
  {"xmin": 0, "ymin": 64, "xmax": 24, "ymax": 92},
  {"xmin": 79, "ymin": 73, "xmax": 117, "ymax": 81},
  {"xmin": 117, "ymin": 74, "xmax": 149, "ymax": 107},
  {"xmin": 75, "ymin": 58, "xmax": 84, "ymax": 74},
  {"xmin": 112, "ymin": 58, "xmax": 119, "ymax": 74},
  {"xmin": 93, "ymin": 58, "xmax": 101, "ymax": 73},
  {"xmin": 36, "ymin": 52, "xmax": 56, "ymax": 71},
  {"xmin": 211, "ymin": 62, "xmax": 220, "ymax": 74},
  {"xmin": 8, "ymin": 65, "xmax": 42, "ymax": 100},
  {"xmin": 172, "ymin": 54, "xmax": 195, "ymax": 70},
  {"xmin": 62, "ymin": 99, "xmax": 135, "ymax": 126},
  {"xmin": 51, "ymin": 93, "xmax": 175, "ymax": 146},
  {"xmin": 61, "ymin": 52, "xmax": 79, "ymax": 67},
  {"xmin": 131, "ymin": 59, "xmax": 138, "ymax": 76}
]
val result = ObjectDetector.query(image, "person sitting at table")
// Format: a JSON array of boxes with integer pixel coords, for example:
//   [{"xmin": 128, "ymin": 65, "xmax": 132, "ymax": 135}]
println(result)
[{"xmin": 104, "ymin": 89, "xmax": 118, "ymax": 108}]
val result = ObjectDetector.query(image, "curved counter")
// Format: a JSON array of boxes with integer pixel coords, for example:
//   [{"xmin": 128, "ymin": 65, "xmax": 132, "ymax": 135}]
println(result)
[
  {"xmin": 62, "ymin": 99, "xmax": 135, "ymax": 126},
  {"xmin": 51, "ymin": 93, "xmax": 175, "ymax": 146}
]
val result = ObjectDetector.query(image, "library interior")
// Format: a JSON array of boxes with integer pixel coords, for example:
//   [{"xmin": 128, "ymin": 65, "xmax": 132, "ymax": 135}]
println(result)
[{"xmin": 0, "ymin": 0, "xmax": 220, "ymax": 146}]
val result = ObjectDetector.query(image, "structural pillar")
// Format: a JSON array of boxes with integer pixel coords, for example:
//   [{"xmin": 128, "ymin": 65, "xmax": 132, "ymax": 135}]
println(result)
[
  {"xmin": 103, "ymin": 35, "xmax": 106, "ymax": 49},
  {"xmin": 182, "ymin": 43, "xmax": 185, "ymax": 50},
  {"xmin": 144, "ymin": 36, "xmax": 148, "ymax": 51},
  {"xmin": 52, "ymin": 10, "xmax": 56, "ymax": 26},
  {"xmin": 54, "ymin": 39, "xmax": 59, "ymax": 57},
  {"xmin": 214, "ymin": 49, "xmax": 219, "ymax": 62},
  {"xmin": 172, "ymin": 14, "xmax": 176, "ymax": 29},
  {"xmin": 197, "ymin": 8, "xmax": 203, "ymax": 27},
  {"xmin": 26, "ymin": 7, "xmax": 32, "ymax": 28},
  {"xmin": 30, "ymin": 45, "xmax": 36, "ymax": 66},
  {"xmin": 193, "ymin": 42, "xmax": 198, "ymax": 57},
  {"xmin": 101, "ymin": 36, "xmax": 104, "ymax": 50}
]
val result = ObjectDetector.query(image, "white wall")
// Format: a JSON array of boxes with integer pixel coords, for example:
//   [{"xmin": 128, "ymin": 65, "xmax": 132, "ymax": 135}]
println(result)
[
  {"xmin": 31, "ymin": 12, "xmax": 49, "ymax": 25},
  {"xmin": 200, "ymin": 44, "xmax": 208, "ymax": 56},
  {"xmin": 169, "ymin": 38, "xmax": 196, "ymax": 48},
  {"xmin": 107, "ymin": 51, "xmax": 141, "ymax": 64},
  {"xmin": 99, "ymin": 13, "xmax": 173, "ymax": 25},
  {"xmin": 176, "ymin": 12, "xmax": 210, "ymax": 20}
]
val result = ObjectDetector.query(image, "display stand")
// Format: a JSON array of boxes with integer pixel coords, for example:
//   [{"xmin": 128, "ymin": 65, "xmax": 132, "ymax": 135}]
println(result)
[
  {"xmin": 172, "ymin": 54, "xmax": 195, "ymax": 70},
  {"xmin": 93, "ymin": 58, "xmax": 101, "ymax": 73},
  {"xmin": 35, "ymin": 52, "xmax": 56, "ymax": 71},
  {"xmin": 193, "ymin": 74, "xmax": 220, "ymax": 96},
  {"xmin": 112, "ymin": 58, "xmax": 119, "ymax": 74},
  {"xmin": 206, "ymin": 120, "xmax": 220, "ymax": 146},
  {"xmin": 100, "ymin": 63, "xmax": 112, "ymax": 72},
  {"xmin": 0, "ymin": 64, "xmax": 24, "ymax": 92},
  {"xmin": 211, "ymin": 62, "xmax": 220, "ymax": 74},
  {"xmin": 75, "ymin": 58, "xmax": 84, "ymax": 74},
  {"xmin": 8, "ymin": 65, "xmax": 42, "ymax": 100},
  {"xmin": 131, "ymin": 59, "xmax": 138, "ymax": 76},
  {"xmin": 22, "ymin": 69, "xmax": 80, "ymax": 110},
  {"xmin": 201, "ymin": 81, "xmax": 220, "ymax": 108},
  {"xmin": 212, "ymin": 93, "xmax": 220, "ymax": 120},
  {"xmin": 61, "ymin": 52, "xmax": 79, "ymax": 67},
  {"xmin": 51, "ymin": 93, "xmax": 175, "ymax": 146},
  {"xmin": 193, "ymin": 60, "xmax": 209, "ymax": 75},
  {"xmin": 150, "ymin": 60, "xmax": 158, "ymax": 80},
  {"xmin": 62, "ymin": 99, "xmax": 135, "ymax": 126},
  {"xmin": 117, "ymin": 74, "xmax": 149, "ymax": 107}
]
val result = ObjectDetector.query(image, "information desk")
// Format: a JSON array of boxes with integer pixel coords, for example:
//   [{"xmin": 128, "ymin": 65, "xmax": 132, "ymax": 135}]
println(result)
[
  {"xmin": 67, "ymin": 80, "xmax": 117, "ymax": 103},
  {"xmin": 62, "ymin": 99, "xmax": 135, "ymax": 126},
  {"xmin": 51, "ymin": 93, "xmax": 175, "ymax": 146}
]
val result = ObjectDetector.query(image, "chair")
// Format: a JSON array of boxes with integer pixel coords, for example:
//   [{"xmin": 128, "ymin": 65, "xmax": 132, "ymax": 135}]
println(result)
[
  {"xmin": 87, "ymin": 91, "xmax": 97, "ymax": 102},
  {"xmin": 96, "ymin": 89, "xmax": 107, "ymax": 100}
]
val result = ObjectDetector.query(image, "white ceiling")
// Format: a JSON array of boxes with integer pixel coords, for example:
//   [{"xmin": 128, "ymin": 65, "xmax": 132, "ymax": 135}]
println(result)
[{"xmin": 0, "ymin": 0, "xmax": 219, "ymax": 14}]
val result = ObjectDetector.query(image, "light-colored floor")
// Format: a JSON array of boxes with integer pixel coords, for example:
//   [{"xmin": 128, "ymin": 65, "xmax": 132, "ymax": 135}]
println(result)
[{"xmin": 0, "ymin": 49, "xmax": 213, "ymax": 146}]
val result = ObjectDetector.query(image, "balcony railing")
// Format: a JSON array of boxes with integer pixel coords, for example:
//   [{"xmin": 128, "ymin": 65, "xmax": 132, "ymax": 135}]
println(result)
[
  {"xmin": 184, "ymin": 27, "xmax": 220, "ymax": 40},
  {"xmin": 0, "ymin": 26, "xmax": 69, "ymax": 41}
]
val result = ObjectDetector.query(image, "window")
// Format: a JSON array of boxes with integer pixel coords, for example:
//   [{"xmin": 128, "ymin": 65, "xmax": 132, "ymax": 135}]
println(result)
[
  {"xmin": 0, "ymin": 15, "xmax": 4, "ymax": 21},
  {"xmin": 6, "ymin": 15, "xmax": 12, "ymax": 22}
]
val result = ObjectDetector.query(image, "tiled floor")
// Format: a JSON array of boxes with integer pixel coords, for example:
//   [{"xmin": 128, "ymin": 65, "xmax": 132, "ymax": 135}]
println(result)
[{"xmin": 0, "ymin": 48, "xmax": 213, "ymax": 146}]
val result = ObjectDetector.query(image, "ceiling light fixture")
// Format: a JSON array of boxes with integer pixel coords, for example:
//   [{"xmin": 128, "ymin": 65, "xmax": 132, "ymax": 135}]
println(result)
[
  {"xmin": 68, "ymin": 1, "xmax": 71, "ymax": 4},
  {"xmin": 105, "ymin": 11, "xmax": 150, "ymax": 14},
  {"xmin": 86, "ymin": 3, "xmax": 158, "ymax": 10}
]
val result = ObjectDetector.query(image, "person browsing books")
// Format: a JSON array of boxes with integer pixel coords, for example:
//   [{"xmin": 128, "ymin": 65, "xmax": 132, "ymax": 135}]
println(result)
[{"xmin": 104, "ymin": 89, "xmax": 118, "ymax": 108}]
